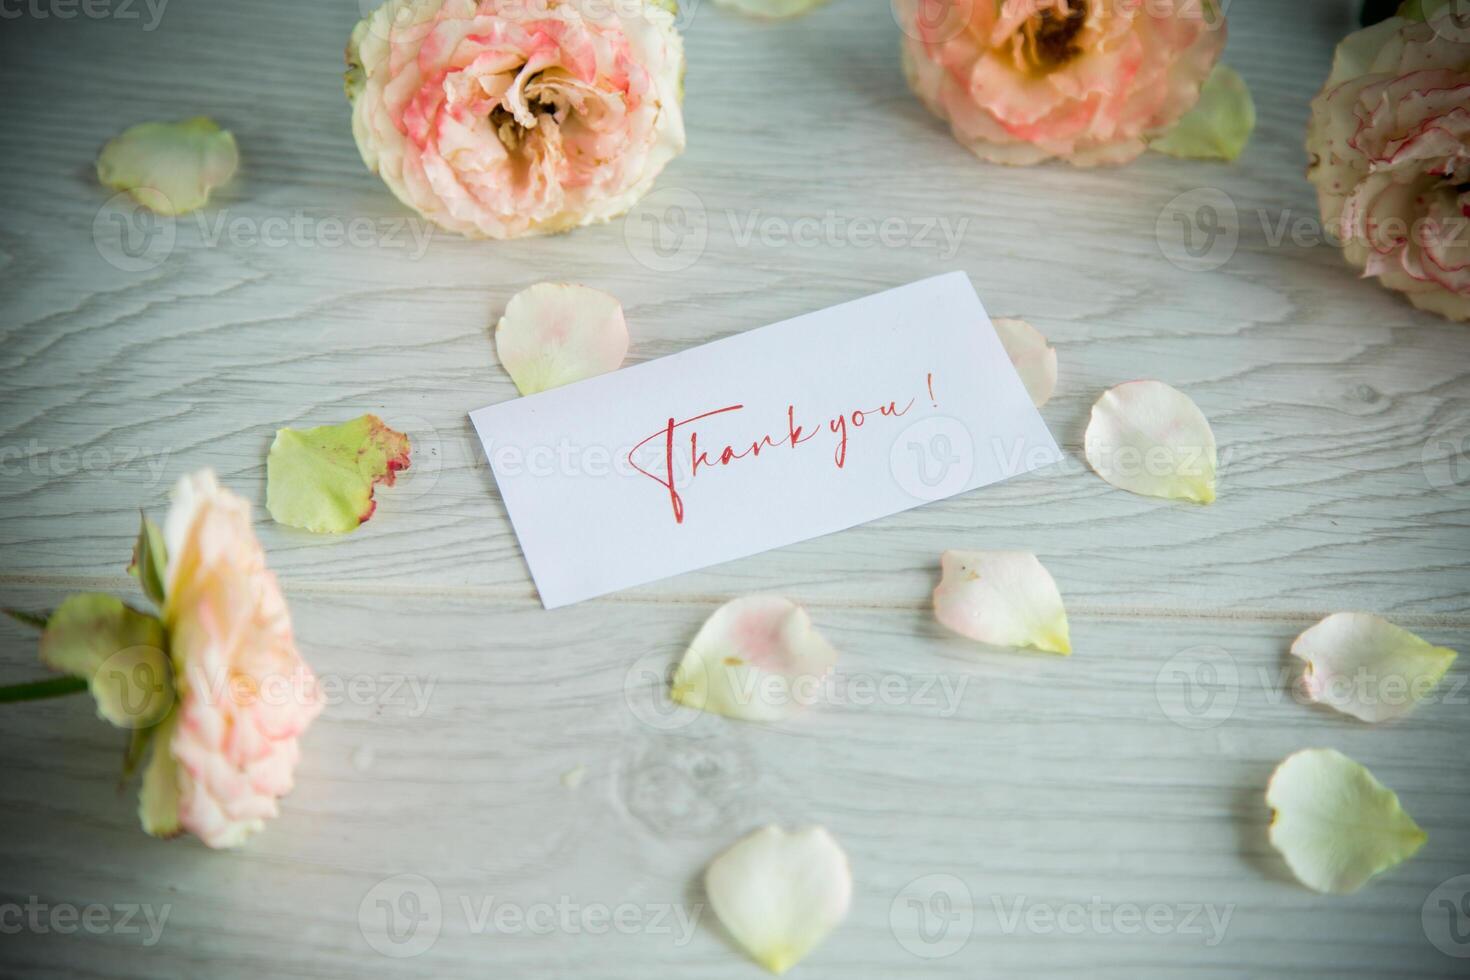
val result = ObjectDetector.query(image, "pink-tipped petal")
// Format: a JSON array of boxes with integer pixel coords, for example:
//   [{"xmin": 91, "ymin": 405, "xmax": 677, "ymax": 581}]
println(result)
[
  {"xmin": 496, "ymin": 282, "xmax": 629, "ymax": 395},
  {"xmin": 933, "ymin": 550, "xmax": 1071, "ymax": 655},
  {"xmin": 1290, "ymin": 612, "xmax": 1457, "ymax": 723},
  {"xmin": 991, "ymin": 317, "xmax": 1058, "ymax": 407},
  {"xmin": 671, "ymin": 596, "xmax": 839, "ymax": 721}
]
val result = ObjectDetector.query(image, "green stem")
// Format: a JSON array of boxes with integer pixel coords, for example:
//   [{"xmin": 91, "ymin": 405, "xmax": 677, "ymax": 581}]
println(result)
[{"xmin": 0, "ymin": 676, "xmax": 88, "ymax": 704}]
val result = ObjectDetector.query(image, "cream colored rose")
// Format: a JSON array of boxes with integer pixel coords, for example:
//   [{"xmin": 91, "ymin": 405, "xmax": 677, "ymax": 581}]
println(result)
[
  {"xmin": 139, "ymin": 471, "xmax": 323, "ymax": 848},
  {"xmin": 1306, "ymin": 7, "xmax": 1470, "ymax": 321}
]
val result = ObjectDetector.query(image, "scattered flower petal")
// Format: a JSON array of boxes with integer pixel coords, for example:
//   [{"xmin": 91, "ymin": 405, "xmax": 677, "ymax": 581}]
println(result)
[
  {"xmin": 1290, "ymin": 613, "xmax": 1457, "ymax": 723},
  {"xmin": 671, "ymin": 596, "xmax": 839, "ymax": 721},
  {"xmin": 496, "ymin": 283, "xmax": 629, "ymax": 396},
  {"xmin": 96, "ymin": 117, "xmax": 238, "ymax": 216},
  {"xmin": 39, "ymin": 593, "xmax": 173, "ymax": 729},
  {"xmin": 266, "ymin": 414, "xmax": 411, "ymax": 533},
  {"xmin": 1084, "ymin": 381, "xmax": 1217, "ymax": 504},
  {"xmin": 561, "ymin": 765, "xmax": 588, "ymax": 789},
  {"xmin": 712, "ymin": 0, "xmax": 829, "ymax": 18},
  {"xmin": 1266, "ymin": 748, "xmax": 1426, "ymax": 894},
  {"xmin": 705, "ymin": 825, "xmax": 852, "ymax": 974},
  {"xmin": 933, "ymin": 550, "xmax": 1071, "ymax": 655},
  {"xmin": 991, "ymin": 317, "xmax": 1057, "ymax": 408},
  {"xmin": 1150, "ymin": 64, "xmax": 1256, "ymax": 161}
]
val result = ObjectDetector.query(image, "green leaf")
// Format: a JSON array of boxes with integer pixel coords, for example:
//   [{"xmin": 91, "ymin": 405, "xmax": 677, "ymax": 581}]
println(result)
[
  {"xmin": 266, "ymin": 414, "xmax": 411, "ymax": 534},
  {"xmin": 1397, "ymin": 0, "xmax": 1452, "ymax": 20},
  {"xmin": 127, "ymin": 513, "xmax": 168, "ymax": 607},
  {"xmin": 1150, "ymin": 65, "xmax": 1256, "ymax": 162},
  {"xmin": 138, "ymin": 711, "xmax": 181, "ymax": 838},
  {"xmin": 40, "ymin": 594, "xmax": 174, "ymax": 730},
  {"xmin": 3, "ymin": 608, "xmax": 52, "ymax": 630}
]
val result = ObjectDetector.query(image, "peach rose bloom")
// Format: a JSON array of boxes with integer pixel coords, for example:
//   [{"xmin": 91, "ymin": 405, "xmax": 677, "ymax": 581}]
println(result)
[
  {"xmin": 899, "ymin": 0, "xmax": 1226, "ymax": 166},
  {"xmin": 1306, "ymin": 9, "xmax": 1470, "ymax": 322},
  {"xmin": 141, "ymin": 471, "xmax": 323, "ymax": 848},
  {"xmin": 346, "ymin": 0, "xmax": 685, "ymax": 238}
]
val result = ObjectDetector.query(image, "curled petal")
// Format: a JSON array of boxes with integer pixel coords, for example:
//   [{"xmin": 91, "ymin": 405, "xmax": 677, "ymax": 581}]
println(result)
[
  {"xmin": 933, "ymin": 550, "xmax": 1071, "ymax": 655},
  {"xmin": 267, "ymin": 414, "xmax": 412, "ymax": 533},
  {"xmin": 1290, "ymin": 612, "xmax": 1457, "ymax": 723},
  {"xmin": 1084, "ymin": 380, "xmax": 1217, "ymax": 503},
  {"xmin": 705, "ymin": 825, "xmax": 852, "ymax": 974},
  {"xmin": 96, "ymin": 117, "xmax": 238, "ymax": 216},
  {"xmin": 496, "ymin": 282, "xmax": 629, "ymax": 395},
  {"xmin": 991, "ymin": 317, "xmax": 1057, "ymax": 408},
  {"xmin": 1149, "ymin": 63, "xmax": 1256, "ymax": 161},
  {"xmin": 671, "ymin": 596, "xmax": 839, "ymax": 721},
  {"xmin": 1266, "ymin": 748, "xmax": 1426, "ymax": 894}
]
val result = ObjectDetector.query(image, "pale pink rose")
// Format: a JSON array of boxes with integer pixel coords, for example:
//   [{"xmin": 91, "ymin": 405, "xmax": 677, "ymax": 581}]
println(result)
[
  {"xmin": 899, "ymin": 0, "xmax": 1226, "ymax": 166},
  {"xmin": 1306, "ymin": 10, "xmax": 1470, "ymax": 322},
  {"xmin": 346, "ymin": 0, "xmax": 685, "ymax": 239},
  {"xmin": 148, "ymin": 471, "xmax": 323, "ymax": 848}
]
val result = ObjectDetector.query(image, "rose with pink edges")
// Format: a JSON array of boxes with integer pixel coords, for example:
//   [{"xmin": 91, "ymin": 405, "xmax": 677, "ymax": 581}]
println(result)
[
  {"xmin": 346, "ymin": 0, "xmax": 685, "ymax": 239},
  {"xmin": 1306, "ymin": 5, "xmax": 1470, "ymax": 322},
  {"xmin": 898, "ymin": 0, "xmax": 1226, "ymax": 166}
]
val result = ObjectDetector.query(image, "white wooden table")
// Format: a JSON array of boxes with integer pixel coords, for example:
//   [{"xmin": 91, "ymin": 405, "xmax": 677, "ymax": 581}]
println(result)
[{"xmin": 2, "ymin": 0, "xmax": 1468, "ymax": 976}]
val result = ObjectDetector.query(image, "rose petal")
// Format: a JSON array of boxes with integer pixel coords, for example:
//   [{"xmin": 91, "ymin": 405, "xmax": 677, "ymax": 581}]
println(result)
[
  {"xmin": 705, "ymin": 825, "xmax": 852, "ymax": 975},
  {"xmin": 96, "ymin": 117, "xmax": 238, "ymax": 216},
  {"xmin": 1149, "ymin": 64, "xmax": 1256, "ymax": 161},
  {"xmin": 1290, "ymin": 612, "xmax": 1457, "ymax": 723},
  {"xmin": 1266, "ymin": 748, "xmax": 1426, "ymax": 894},
  {"xmin": 933, "ymin": 550, "xmax": 1071, "ymax": 655},
  {"xmin": 712, "ymin": 0, "xmax": 829, "ymax": 18},
  {"xmin": 496, "ymin": 282, "xmax": 629, "ymax": 396},
  {"xmin": 266, "ymin": 414, "xmax": 411, "ymax": 533},
  {"xmin": 39, "ymin": 594, "xmax": 173, "ymax": 729},
  {"xmin": 138, "ymin": 712, "xmax": 182, "ymax": 838},
  {"xmin": 671, "ymin": 596, "xmax": 839, "ymax": 721},
  {"xmin": 991, "ymin": 317, "xmax": 1058, "ymax": 408},
  {"xmin": 1084, "ymin": 380, "xmax": 1217, "ymax": 503}
]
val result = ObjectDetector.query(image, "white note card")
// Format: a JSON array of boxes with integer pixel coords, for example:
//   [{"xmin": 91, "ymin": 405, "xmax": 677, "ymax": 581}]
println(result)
[{"xmin": 469, "ymin": 272, "xmax": 1061, "ymax": 608}]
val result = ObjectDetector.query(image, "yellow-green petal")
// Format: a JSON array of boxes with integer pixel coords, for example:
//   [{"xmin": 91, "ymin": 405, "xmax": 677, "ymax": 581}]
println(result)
[
  {"xmin": 96, "ymin": 117, "xmax": 238, "ymax": 216},
  {"xmin": 1150, "ymin": 65, "xmax": 1256, "ymax": 162},
  {"xmin": 127, "ymin": 514, "xmax": 168, "ymax": 607},
  {"xmin": 138, "ymin": 711, "xmax": 182, "ymax": 838},
  {"xmin": 1291, "ymin": 613, "xmax": 1458, "ymax": 723},
  {"xmin": 266, "ymin": 414, "xmax": 411, "ymax": 534},
  {"xmin": 1266, "ymin": 748, "xmax": 1426, "ymax": 894},
  {"xmin": 40, "ymin": 594, "xmax": 173, "ymax": 729}
]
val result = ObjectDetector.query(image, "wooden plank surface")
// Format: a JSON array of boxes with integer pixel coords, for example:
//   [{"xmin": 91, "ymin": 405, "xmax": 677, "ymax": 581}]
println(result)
[{"xmin": 1, "ymin": 0, "xmax": 1468, "ymax": 977}]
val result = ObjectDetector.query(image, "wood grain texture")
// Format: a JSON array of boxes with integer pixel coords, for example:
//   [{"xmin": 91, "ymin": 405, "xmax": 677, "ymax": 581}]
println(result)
[{"xmin": 0, "ymin": 0, "xmax": 1468, "ymax": 976}]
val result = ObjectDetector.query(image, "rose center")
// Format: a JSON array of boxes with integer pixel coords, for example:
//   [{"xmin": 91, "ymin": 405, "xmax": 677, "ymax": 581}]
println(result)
[
  {"xmin": 1021, "ymin": 1, "xmax": 1087, "ymax": 72},
  {"xmin": 489, "ymin": 79, "xmax": 562, "ymax": 152}
]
